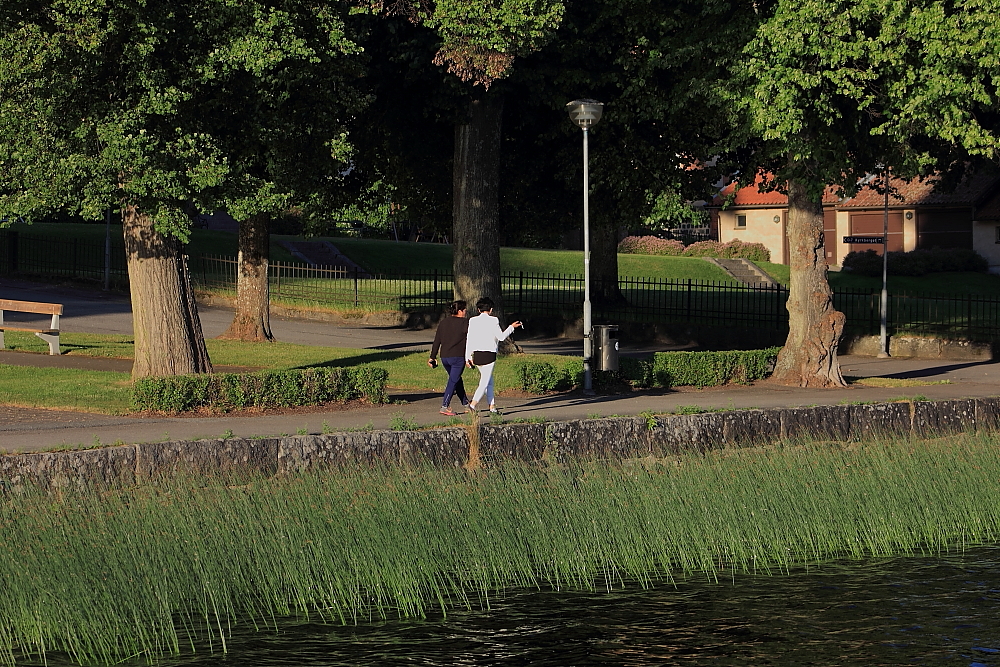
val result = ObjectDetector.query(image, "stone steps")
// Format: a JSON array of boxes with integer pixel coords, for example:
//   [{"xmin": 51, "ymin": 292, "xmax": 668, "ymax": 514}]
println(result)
[{"xmin": 708, "ymin": 258, "xmax": 778, "ymax": 286}]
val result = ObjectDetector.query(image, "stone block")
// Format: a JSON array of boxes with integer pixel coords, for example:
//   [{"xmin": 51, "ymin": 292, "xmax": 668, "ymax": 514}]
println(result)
[
  {"xmin": 546, "ymin": 418, "xmax": 651, "ymax": 460},
  {"xmin": 649, "ymin": 413, "xmax": 726, "ymax": 455},
  {"xmin": 975, "ymin": 397, "xmax": 1000, "ymax": 433},
  {"xmin": 479, "ymin": 423, "xmax": 546, "ymax": 461},
  {"xmin": 396, "ymin": 428, "xmax": 469, "ymax": 467},
  {"xmin": 849, "ymin": 402, "xmax": 912, "ymax": 441},
  {"xmin": 137, "ymin": 438, "xmax": 278, "ymax": 480},
  {"xmin": 781, "ymin": 406, "xmax": 850, "ymax": 442},
  {"xmin": 911, "ymin": 399, "xmax": 976, "ymax": 437},
  {"xmin": 0, "ymin": 445, "xmax": 137, "ymax": 490},
  {"xmin": 278, "ymin": 432, "xmax": 400, "ymax": 472},
  {"xmin": 722, "ymin": 409, "xmax": 782, "ymax": 446}
]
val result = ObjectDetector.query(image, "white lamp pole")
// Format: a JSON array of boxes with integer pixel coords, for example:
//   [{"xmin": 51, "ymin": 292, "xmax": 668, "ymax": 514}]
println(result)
[
  {"xmin": 878, "ymin": 169, "xmax": 890, "ymax": 358},
  {"xmin": 566, "ymin": 99, "xmax": 604, "ymax": 392}
]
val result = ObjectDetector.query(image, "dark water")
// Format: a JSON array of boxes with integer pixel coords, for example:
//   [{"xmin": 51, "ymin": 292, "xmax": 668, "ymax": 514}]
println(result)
[{"xmin": 43, "ymin": 548, "xmax": 1000, "ymax": 666}]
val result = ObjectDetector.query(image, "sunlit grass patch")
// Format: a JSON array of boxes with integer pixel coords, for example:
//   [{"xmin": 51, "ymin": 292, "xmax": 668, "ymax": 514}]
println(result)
[
  {"xmin": 846, "ymin": 376, "xmax": 951, "ymax": 388},
  {"xmin": 0, "ymin": 364, "xmax": 131, "ymax": 413}
]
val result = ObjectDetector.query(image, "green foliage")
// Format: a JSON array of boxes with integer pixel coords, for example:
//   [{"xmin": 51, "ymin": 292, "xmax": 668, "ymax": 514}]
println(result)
[
  {"xmin": 3, "ymin": 435, "xmax": 1000, "ymax": 663},
  {"xmin": 516, "ymin": 360, "xmax": 581, "ymax": 393},
  {"xmin": 842, "ymin": 248, "xmax": 989, "ymax": 277},
  {"xmin": 641, "ymin": 189, "xmax": 708, "ymax": 231},
  {"xmin": 131, "ymin": 366, "xmax": 388, "ymax": 413},
  {"xmin": 652, "ymin": 348, "xmax": 780, "ymax": 388},
  {"xmin": 517, "ymin": 349, "xmax": 778, "ymax": 393},
  {"xmin": 619, "ymin": 237, "xmax": 771, "ymax": 263}
]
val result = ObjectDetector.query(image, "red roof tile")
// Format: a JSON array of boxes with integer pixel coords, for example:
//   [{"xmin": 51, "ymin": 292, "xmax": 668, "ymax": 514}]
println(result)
[
  {"xmin": 839, "ymin": 172, "xmax": 1000, "ymax": 208},
  {"xmin": 711, "ymin": 173, "xmax": 841, "ymax": 207}
]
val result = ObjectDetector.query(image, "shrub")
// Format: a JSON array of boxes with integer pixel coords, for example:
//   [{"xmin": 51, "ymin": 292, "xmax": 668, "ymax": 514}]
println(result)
[
  {"xmin": 680, "ymin": 240, "xmax": 722, "ymax": 257},
  {"xmin": 516, "ymin": 360, "xmax": 581, "ymax": 393},
  {"xmin": 842, "ymin": 248, "xmax": 989, "ymax": 277},
  {"xmin": 132, "ymin": 365, "xmax": 389, "ymax": 412},
  {"xmin": 716, "ymin": 239, "xmax": 771, "ymax": 263},
  {"xmin": 617, "ymin": 236, "xmax": 685, "ymax": 256},
  {"xmin": 652, "ymin": 348, "xmax": 780, "ymax": 388},
  {"xmin": 518, "ymin": 349, "xmax": 777, "ymax": 393}
]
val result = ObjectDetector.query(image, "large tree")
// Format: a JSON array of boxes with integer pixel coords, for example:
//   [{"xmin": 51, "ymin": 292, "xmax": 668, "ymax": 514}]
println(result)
[
  {"xmin": 0, "ymin": 0, "xmax": 363, "ymax": 373},
  {"xmin": 735, "ymin": 0, "xmax": 1000, "ymax": 387}
]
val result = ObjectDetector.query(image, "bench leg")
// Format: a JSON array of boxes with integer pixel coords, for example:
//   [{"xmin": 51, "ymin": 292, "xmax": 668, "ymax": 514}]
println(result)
[{"xmin": 36, "ymin": 332, "xmax": 60, "ymax": 355}]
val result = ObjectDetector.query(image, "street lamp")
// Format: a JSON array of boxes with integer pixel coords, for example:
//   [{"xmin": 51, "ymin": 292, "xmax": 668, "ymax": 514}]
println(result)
[{"xmin": 566, "ymin": 98, "xmax": 604, "ymax": 392}]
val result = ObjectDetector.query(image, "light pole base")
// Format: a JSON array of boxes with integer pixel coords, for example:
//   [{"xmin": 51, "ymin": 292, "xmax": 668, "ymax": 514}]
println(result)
[{"xmin": 876, "ymin": 352, "xmax": 891, "ymax": 359}]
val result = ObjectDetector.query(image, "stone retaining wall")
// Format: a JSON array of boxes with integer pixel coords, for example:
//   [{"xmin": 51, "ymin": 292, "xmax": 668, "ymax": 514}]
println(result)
[{"xmin": 3, "ymin": 397, "xmax": 998, "ymax": 490}]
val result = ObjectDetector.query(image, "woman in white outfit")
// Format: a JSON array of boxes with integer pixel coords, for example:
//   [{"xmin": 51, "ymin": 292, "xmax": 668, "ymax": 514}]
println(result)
[{"xmin": 465, "ymin": 297, "xmax": 522, "ymax": 413}]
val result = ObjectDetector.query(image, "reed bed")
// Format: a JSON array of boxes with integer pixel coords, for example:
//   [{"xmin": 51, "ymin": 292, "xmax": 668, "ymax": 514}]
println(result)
[{"xmin": 3, "ymin": 433, "xmax": 1000, "ymax": 664}]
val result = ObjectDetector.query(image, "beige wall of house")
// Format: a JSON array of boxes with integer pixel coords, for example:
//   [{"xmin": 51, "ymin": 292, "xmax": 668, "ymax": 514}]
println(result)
[
  {"xmin": 973, "ymin": 220, "xmax": 1000, "ymax": 273},
  {"xmin": 717, "ymin": 208, "xmax": 787, "ymax": 264},
  {"xmin": 836, "ymin": 211, "xmax": 850, "ymax": 264},
  {"xmin": 903, "ymin": 210, "xmax": 917, "ymax": 251}
]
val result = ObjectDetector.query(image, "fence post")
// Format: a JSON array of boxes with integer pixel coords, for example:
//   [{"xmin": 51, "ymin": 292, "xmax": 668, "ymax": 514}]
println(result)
[
  {"xmin": 72, "ymin": 238, "xmax": 78, "ymax": 277},
  {"xmin": 354, "ymin": 266, "xmax": 359, "ymax": 307},
  {"xmin": 275, "ymin": 262, "xmax": 281, "ymax": 298},
  {"xmin": 968, "ymin": 293, "xmax": 973, "ymax": 337},
  {"xmin": 519, "ymin": 271, "xmax": 524, "ymax": 312},
  {"xmin": 686, "ymin": 278, "xmax": 692, "ymax": 319},
  {"xmin": 434, "ymin": 268, "xmax": 438, "ymax": 308}
]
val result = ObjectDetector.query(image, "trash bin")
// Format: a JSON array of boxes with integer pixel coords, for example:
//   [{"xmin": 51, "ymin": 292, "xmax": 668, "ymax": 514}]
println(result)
[{"xmin": 592, "ymin": 324, "xmax": 619, "ymax": 371}]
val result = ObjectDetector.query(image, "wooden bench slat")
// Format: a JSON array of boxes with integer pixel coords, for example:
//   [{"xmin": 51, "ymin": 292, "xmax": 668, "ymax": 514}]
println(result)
[
  {"xmin": 0, "ymin": 299, "xmax": 63, "ymax": 315},
  {"xmin": 0, "ymin": 326, "xmax": 59, "ymax": 334}
]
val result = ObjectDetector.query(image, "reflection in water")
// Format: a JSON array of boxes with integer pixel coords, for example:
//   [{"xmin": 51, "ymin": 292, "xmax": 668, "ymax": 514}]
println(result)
[{"xmin": 35, "ymin": 547, "xmax": 1000, "ymax": 666}]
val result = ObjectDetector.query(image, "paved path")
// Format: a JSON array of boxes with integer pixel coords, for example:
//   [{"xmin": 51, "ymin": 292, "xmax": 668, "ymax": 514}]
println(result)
[{"xmin": 2, "ymin": 277, "xmax": 998, "ymax": 452}]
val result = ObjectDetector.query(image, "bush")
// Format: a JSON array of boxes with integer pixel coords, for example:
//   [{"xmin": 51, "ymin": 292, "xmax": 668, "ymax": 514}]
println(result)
[
  {"xmin": 617, "ymin": 236, "xmax": 685, "ymax": 256},
  {"xmin": 652, "ymin": 348, "xmax": 780, "ymax": 388},
  {"xmin": 618, "ymin": 236, "xmax": 771, "ymax": 263},
  {"xmin": 516, "ymin": 360, "xmax": 581, "ymax": 393},
  {"xmin": 517, "ymin": 349, "xmax": 778, "ymax": 393},
  {"xmin": 842, "ymin": 248, "xmax": 989, "ymax": 277},
  {"xmin": 132, "ymin": 365, "xmax": 389, "ymax": 412}
]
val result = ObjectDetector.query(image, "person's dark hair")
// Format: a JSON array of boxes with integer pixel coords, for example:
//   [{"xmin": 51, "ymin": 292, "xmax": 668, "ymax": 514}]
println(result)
[
  {"xmin": 476, "ymin": 297, "xmax": 494, "ymax": 313},
  {"xmin": 447, "ymin": 300, "xmax": 467, "ymax": 316}
]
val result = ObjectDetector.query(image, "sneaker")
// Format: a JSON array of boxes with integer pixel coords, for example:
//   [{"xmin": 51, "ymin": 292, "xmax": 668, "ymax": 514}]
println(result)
[
  {"xmin": 489, "ymin": 406, "xmax": 502, "ymax": 415},
  {"xmin": 439, "ymin": 408, "xmax": 458, "ymax": 417}
]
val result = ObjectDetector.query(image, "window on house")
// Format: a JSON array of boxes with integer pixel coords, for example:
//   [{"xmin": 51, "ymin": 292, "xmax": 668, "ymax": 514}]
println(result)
[{"xmin": 736, "ymin": 215, "xmax": 747, "ymax": 229}]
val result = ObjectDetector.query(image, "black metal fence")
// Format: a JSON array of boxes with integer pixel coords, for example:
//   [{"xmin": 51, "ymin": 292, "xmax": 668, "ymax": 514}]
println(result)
[{"xmin": 4, "ymin": 231, "xmax": 1000, "ymax": 340}]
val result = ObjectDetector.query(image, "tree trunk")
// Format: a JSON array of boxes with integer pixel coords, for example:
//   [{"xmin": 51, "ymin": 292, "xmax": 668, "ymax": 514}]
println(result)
[
  {"xmin": 589, "ymin": 213, "xmax": 626, "ymax": 307},
  {"xmin": 219, "ymin": 212, "xmax": 274, "ymax": 342},
  {"xmin": 772, "ymin": 177, "xmax": 846, "ymax": 387},
  {"xmin": 453, "ymin": 93, "xmax": 519, "ymax": 351},
  {"xmin": 124, "ymin": 206, "xmax": 213, "ymax": 378}
]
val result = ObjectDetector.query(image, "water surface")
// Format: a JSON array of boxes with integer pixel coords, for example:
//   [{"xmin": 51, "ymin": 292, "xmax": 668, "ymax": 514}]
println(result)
[{"xmin": 35, "ymin": 547, "xmax": 1000, "ymax": 666}]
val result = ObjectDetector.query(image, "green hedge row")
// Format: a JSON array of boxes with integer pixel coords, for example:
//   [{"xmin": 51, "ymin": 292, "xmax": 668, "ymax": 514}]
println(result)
[
  {"xmin": 132, "ymin": 366, "xmax": 389, "ymax": 413},
  {"xmin": 517, "ymin": 348, "xmax": 780, "ymax": 394}
]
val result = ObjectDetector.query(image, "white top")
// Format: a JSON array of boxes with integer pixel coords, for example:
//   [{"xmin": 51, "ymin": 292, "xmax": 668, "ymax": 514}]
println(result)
[{"xmin": 465, "ymin": 312, "xmax": 514, "ymax": 360}]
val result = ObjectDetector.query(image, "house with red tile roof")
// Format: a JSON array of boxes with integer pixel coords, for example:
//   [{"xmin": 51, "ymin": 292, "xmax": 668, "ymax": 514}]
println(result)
[{"xmin": 707, "ymin": 171, "xmax": 1000, "ymax": 271}]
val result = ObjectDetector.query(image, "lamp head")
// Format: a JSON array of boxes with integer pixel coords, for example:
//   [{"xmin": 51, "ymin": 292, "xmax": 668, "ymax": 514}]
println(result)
[{"xmin": 566, "ymin": 99, "xmax": 604, "ymax": 129}]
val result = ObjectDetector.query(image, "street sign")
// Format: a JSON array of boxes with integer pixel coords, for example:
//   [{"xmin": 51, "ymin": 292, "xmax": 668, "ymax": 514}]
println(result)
[{"xmin": 843, "ymin": 236, "xmax": 885, "ymax": 244}]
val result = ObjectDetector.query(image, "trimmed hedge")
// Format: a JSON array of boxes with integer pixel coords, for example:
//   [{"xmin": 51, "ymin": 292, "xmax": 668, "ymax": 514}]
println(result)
[
  {"xmin": 842, "ymin": 248, "xmax": 988, "ymax": 277},
  {"xmin": 617, "ymin": 236, "xmax": 771, "ymax": 263},
  {"xmin": 132, "ymin": 366, "xmax": 389, "ymax": 413},
  {"xmin": 517, "ymin": 348, "xmax": 780, "ymax": 394}
]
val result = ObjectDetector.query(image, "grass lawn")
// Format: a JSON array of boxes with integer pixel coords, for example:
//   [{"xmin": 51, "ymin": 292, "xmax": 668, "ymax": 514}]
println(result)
[
  {"xmin": 0, "ymin": 332, "xmax": 570, "ymax": 413},
  {"xmin": 0, "ymin": 365, "xmax": 132, "ymax": 413},
  {"xmin": 277, "ymin": 236, "xmax": 735, "ymax": 282}
]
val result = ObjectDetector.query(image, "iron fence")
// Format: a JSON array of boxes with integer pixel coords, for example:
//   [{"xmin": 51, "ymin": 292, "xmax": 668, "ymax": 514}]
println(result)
[{"xmin": 3, "ymin": 231, "xmax": 1000, "ymax": 340}]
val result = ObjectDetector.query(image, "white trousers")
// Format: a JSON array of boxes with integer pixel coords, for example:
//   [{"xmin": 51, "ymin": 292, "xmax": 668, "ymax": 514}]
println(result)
[{"xmin": 472, "ymin": 362, "xmax": 495, "ymax": 406}]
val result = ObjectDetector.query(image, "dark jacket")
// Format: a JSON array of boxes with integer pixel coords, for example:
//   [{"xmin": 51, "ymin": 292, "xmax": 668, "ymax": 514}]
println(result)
[{"xmin": 430, "ymin": 316, "xmax": 469, "ymax": 359}]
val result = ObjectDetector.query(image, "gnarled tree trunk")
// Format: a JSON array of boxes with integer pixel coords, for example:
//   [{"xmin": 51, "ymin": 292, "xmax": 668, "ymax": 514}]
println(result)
[
  {"xmin": 124, "ymin": 206, "xmax": 213, "ymax": 378},
  {"xmin": 219, "ymin": 212, "xmax": 273, "ymax": 342},
  {"xmin": 453, "ymin": 93, "xmax": 519, "ymax": 351},
  {"xmin": 772, "ymin": 177, "xmax": 846, "ymax": 387}
]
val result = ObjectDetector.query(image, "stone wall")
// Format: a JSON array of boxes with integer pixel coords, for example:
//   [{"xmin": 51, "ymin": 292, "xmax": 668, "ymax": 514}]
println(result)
[{"xmin": 2, "ymin": 397, "xmax": 998, "ymax": 490}]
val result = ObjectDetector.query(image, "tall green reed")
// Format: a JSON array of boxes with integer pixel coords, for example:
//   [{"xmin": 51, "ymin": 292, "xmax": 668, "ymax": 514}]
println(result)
[{"xmin": 2, "ymin": 432, "xmax": 1000, "ymax": 664}]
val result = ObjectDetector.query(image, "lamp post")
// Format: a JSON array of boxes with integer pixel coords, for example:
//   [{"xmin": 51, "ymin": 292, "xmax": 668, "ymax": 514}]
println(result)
[
  {"xmin": 566, "ymin": 98, "xmax": 604, "ymax": 392},
  {"xmin": 878, "ymin": 169, "xmax": 890, "ymax": 358}
]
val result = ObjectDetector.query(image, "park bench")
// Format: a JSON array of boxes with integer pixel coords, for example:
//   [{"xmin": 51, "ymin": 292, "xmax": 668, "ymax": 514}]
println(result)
[{"xmin": 0, "ymin": 299, "xmax": 63, "ymax": 355}]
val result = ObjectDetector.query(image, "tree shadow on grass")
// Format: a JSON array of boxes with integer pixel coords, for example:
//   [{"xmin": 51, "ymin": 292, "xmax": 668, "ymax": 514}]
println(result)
[{"xmin": 292, "ymin": 350, "xmax": 413, "ymax": 369}]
